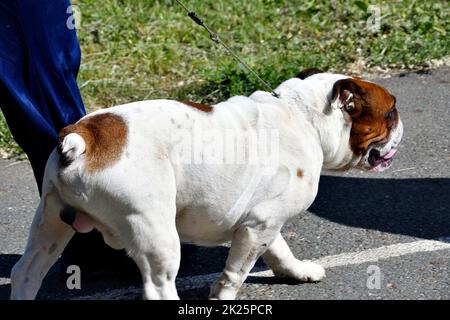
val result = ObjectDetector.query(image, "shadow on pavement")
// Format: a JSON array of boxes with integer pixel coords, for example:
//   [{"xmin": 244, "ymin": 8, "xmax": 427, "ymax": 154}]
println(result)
[
  {"xmin": 0, "ymin": 244, "xmax": 231, "ymax": 300},
  {"xmin": 0, "ymin": 254, "xmax": 20, "ymax": 300},
  {"xmin": 310, "ymin": 176, "xmax": 450, "ymax": 239}
]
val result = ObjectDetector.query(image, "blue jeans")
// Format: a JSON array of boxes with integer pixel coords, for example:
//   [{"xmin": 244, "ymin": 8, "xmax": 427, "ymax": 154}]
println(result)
[{"xmin": 0, "ymin": 0, "xmax": 86, "ymax": 193}]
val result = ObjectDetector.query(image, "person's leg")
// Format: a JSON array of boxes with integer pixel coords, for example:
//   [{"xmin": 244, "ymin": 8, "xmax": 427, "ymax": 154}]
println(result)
[
  {"xmin": 0, "ymin": 1, "xmax": 61, "ymax": 192},
  {"xmin": 15, "ymin": 0, "xmax": 86, "ymax": 134},
  {"xmin": 0, "ymin": 0, "xmax": 85, "ymax": 192}
]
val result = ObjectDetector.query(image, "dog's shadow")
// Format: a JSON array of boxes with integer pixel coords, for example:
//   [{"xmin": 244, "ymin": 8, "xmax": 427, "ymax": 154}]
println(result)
[
  {"xmin": 0, "ymin": 255, "xmax": 20, "ymax": 300},
  {"xmin": 1, "ymin": 176, "xmax": 448, "ymax": 299},
  {"xmin": 309, "ymin": 176, "xmax": 450, "ymax": 239}
]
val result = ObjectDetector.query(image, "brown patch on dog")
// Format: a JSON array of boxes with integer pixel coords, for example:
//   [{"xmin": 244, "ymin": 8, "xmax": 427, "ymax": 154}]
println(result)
[
  {"xmin": 296, "ymin": 169, "xmax": 304, "ymax": 178},
  {"xmin": 332, "ymin": 78, "xmax": 399, "ymax": 155},
  {"xmin": 180, "ymin": 100, "xmax": 214, "ymax": 113},
  {"xmin": 58, "ymin": 113, "xmax": 128, "ymax": 172}
]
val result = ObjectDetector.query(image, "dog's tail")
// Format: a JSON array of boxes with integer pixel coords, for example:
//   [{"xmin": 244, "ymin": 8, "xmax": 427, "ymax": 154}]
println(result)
[
  {"xmin": 57, "ymin": 121, "xmax": 95, "ymax": 166},
  {"xmin": 57, "ymin": 124, "xmax": 91, "ymax": 166}
]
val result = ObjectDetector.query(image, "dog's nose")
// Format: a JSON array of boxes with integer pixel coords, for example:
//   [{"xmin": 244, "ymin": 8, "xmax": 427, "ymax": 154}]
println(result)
[{"xmin": 60, "ymin": 207, "xmax": 77, "ymax": 226}]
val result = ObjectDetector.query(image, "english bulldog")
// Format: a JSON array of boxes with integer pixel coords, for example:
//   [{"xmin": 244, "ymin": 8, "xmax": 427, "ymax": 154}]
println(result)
[{"xmin": 10, "ymin": 68, "xmax": 403, "ymax": 300}]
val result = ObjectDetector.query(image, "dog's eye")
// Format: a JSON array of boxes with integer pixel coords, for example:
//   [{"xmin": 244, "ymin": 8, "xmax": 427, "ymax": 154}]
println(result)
[{"xmin": 385, "ymin": 109, "xmax": 396, "ymax": 121}]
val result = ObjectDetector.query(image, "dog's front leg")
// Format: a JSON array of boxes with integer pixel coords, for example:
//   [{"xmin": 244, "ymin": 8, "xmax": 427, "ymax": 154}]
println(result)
[
  {"xmin": 209, "ymin": 224, "xmax": 279, "ymax": 300},
  {"xmin": 10, "ymin": 189, "xmax": 75, "ymax": 300},
  {"xmin": 262, "ymin": 233, "xmax": 325, "ymax": 282}
]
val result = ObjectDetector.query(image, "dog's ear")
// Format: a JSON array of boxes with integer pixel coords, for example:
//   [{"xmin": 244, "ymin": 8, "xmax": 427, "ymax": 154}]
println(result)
[
  {"xmin": 297, "ymin": 68, "xmax": 324, "ymax": 80},
  {"xmin": 330, "ymin": 78, "xmax": 365, "ymax": 112}
]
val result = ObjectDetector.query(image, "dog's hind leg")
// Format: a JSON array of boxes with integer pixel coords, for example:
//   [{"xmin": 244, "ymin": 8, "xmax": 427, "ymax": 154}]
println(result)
[
  {"xmin": 119, "ymin": 203, "xmax": 180, "ymax": 300},
  {"xmin": 10, "ymin": 185, "xmax": 75, "ymax": 300},
  {"xmin": 262, "ymin": 233, "xmax": 325, "ymax": 282}
]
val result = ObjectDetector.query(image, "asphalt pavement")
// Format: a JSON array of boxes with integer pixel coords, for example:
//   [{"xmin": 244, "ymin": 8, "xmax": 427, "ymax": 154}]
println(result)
[{"xmin": 0, "ymin": 67, "xmax": 449, "ymax": 300}]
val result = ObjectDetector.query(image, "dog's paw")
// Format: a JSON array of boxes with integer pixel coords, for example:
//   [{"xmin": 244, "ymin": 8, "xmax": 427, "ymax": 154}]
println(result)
[
  {"xmin": 273, "ymin": 260, "xmax": 326, "ymax": 283},
  {"xmin": 295, "ymin": 260, "xmax": 326, "ymax": 282},
  {"xmin": 209, "ymin": 276, "xmax": 240, "ymax": 300}
]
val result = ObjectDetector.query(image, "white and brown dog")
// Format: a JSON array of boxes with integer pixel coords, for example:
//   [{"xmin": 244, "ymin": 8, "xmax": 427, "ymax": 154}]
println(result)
[{"xmin": 10, "ymin": 69, "xmax": 403, "ymax": 300}]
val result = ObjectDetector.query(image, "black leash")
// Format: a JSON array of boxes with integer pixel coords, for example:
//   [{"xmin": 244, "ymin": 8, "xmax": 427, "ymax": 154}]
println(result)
[{"xmin": 174, "ymin": 0, "xmax": 280, "ymax": 98}]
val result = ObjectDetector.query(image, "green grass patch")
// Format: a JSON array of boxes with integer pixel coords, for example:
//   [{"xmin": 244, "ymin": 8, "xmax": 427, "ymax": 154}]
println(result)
[
  {"xmin": 75, "ymin": 0, "xmax": 449, "ymax": 107},
  {"xmin": 0, "ymin": 113, "xmax": 23, "ymax": 158},
  {"xmin": 1, "ymin": 0, "xmax": 449, "ymax": 156}
]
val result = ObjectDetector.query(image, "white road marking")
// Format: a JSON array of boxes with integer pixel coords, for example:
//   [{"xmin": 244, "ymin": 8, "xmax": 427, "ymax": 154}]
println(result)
[
  {"xmin": 391, "ymin": 167, "xmax": 415, "ymax": 173},
  {"xmin": 74, "ymin": 238, "xmax": 450, "ymax": 300},
  {"xmin": 314, "ymin": 239, "xmax": 450, "ymax": 268}
]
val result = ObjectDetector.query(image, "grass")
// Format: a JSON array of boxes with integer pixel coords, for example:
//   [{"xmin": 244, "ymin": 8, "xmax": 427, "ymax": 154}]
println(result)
[
  {"xmin": 0, "ymin": 113, "xmax": 23, "ymax": 158},
  {"xmin": 1, "ymin": 0, "xmax": 449, "ymax": 156}
]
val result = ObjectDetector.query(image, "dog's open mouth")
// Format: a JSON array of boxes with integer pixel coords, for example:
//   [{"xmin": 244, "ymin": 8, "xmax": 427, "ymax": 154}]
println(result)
[{"xmin": 368, "ymin": 148, "xmax": 397, "ymax": 172}]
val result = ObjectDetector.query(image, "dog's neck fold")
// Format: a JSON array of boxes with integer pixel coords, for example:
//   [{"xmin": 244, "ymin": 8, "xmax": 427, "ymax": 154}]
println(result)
[{"xmin": 275, "ymin": 75, "xmax": 354, "ymax": 170}]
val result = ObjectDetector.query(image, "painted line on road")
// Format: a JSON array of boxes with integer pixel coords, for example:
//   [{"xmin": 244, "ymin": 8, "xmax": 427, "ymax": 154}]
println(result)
[
  {"xmin": 314, "ymin": 238, "xmax": 450, "ymax": 268},
  {"xmin": 74, "ymin": 238, "xmax": 450, "ymax": 300}
]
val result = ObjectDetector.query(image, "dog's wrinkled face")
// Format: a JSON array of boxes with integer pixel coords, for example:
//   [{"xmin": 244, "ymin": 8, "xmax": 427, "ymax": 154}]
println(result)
[{"xmin": 331, "ymin": 78, "xmax": 403, "ymax": 172}]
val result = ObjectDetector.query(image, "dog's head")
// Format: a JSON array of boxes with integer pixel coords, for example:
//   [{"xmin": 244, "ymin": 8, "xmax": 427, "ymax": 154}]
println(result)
[
  {"xmin": 299, "ymin": 68, "xmax": 403, "ymax": 172},
  {"xmin": 331, "ymin": 77, "xmax": 403, "ymax": 172}
]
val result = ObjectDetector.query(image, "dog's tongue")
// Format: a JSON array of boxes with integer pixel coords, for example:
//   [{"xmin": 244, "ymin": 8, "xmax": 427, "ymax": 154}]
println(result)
[
  {"xmin": 383, "ymin": 149, "xmax": 397, "ymax": 159},
  {"xmin": 371, "ymin": 149, "xmax": 397, "ymax": 172}
]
